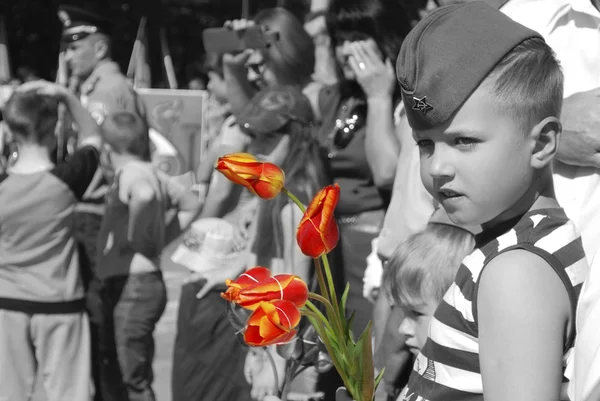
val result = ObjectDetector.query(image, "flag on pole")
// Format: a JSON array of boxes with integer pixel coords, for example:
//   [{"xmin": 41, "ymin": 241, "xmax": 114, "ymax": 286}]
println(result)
[
  {"xmin": 159, "ymin": 28, "xmax": 177, "ymax": 89},
  {"xmin": 0, "ymin": 15, "xmax": 12, "ymax": 83},
  {"xmin": 242, "ymin": 0, "xmax": 250, "ymax": 19},
  {"xmin": 127, "ymin": 16, "xmax": 151, "ymax": 89},
  {"xmin": 55, "ymin": 51, "xmax": 69, "ymax": 163}
]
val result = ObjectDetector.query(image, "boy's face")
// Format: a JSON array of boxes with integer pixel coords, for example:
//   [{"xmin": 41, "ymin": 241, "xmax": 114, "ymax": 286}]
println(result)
[
  {"xmin": 398, "ymin": 297, "xmax": 438, "ymax": 355},
  {"xmin": 414, "ymin": 85, "xmax": 535, "ymax": 227}
]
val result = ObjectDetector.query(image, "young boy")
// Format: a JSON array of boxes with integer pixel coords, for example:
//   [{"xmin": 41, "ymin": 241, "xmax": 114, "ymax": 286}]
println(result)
[
  {"xmin": 96, "ymin": 111, "xmax": 199, "ymax": 401},
  {"xmin": 0, "ymin": 80, "xmax": 101, "ymax": 401},
  {"xmin": 384, "ymin": 222, "xmax": 475, "ymax": 356},
  {"xmin": 377, "ymin": 221, "xmax": 474, "ymax": 400},
  {"xmin": 393, "ymin": 2, "xmax": 589, "ymax": 401}
]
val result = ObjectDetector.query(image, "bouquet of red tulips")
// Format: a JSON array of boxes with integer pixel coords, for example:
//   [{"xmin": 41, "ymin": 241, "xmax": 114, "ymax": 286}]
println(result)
[{"xmin": 217, "ymin": 153, "xmax": 383, "ymax": 401}]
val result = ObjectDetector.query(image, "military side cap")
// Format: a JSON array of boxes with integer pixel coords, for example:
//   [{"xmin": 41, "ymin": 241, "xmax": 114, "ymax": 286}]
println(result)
[
  {"xmin": 236, "ymin": 85, "xmax": 314, "ymax": 137},
  {"xmin": 396, "ymin": 1, "xmax": 542, "ymax": 130},
  {"xmin": 58, "ymin": 5, "xmax": 113, "ymax": 43}
]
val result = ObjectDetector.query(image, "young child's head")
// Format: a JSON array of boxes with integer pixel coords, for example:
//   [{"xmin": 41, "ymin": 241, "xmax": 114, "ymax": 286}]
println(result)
[
  {"xmin": 396, "ymin": 2, "xmax": 563, "ymax": 228},
  {"xmin": 383, "ymin": 222, "xmax": 475, "ymax": 354},
  {"xmin": 2, "ymin": 90, "xmax": 58, "ymax": 148},
  {"xmin": 100, "ymin": 111, "xmax": 150, "ymax": 164}
]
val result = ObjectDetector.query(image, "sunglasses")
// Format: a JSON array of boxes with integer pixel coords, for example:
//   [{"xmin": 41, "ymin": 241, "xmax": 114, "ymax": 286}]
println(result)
[{"xmin": 245, "ymin": 61, "xmax": 266, "ymax": 76}]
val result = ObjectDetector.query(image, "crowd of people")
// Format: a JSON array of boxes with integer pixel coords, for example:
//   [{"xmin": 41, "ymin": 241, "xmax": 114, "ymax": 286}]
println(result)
[{"xmin": 1, "ymin": 0, "xmax": 600, "ymax": 401}]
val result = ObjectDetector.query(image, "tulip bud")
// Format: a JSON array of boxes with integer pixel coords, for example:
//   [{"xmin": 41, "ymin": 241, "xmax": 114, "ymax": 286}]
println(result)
[
  {"xmin": 244, "ymin": 300, "xmax": 301, "ymax": 347},
  {"xmin": 216, "ymin": 153, "xmax": 285, "ymax": 199},
  {"xmin": 296, "ymin": 184, "xmax": 341, "ymax": 258}
]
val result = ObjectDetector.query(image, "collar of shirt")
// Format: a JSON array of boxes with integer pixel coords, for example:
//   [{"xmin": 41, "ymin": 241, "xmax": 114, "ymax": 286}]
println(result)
[{"xmin": 80, "ymin": 60, "xmax": 122, "ymax": 96}]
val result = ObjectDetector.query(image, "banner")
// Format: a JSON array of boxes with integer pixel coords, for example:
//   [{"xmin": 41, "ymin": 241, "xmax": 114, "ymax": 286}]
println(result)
[{"xmin": 137, "ymin": 88, "xmax": 208, "ymax": 176}]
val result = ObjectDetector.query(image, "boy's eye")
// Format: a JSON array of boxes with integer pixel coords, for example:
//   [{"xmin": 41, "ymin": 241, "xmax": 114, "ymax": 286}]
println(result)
[
  {"xmin": 413, "ymin": 310, "xmax": 426, "ymax": 317},
  {"xmin": 455, "ymin": 137, "xmax": 478, "ymax": 147},
  {"xmin": 416, "ymin": 139, "xmax": 434, "ymax": 148}
]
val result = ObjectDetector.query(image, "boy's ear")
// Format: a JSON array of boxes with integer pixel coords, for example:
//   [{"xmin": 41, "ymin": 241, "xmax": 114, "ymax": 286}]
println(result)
[{"xmin": 530, "ymin": 116, "xmax": 561, "ymax": 169}]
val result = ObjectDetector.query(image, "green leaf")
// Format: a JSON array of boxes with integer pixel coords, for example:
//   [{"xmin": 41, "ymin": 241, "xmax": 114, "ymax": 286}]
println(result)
[
  {"xmin": 345, "ymin": 311, "xmax": 356, "ymax": 344},
  {"xmin": 351, "ymin": 322, "xmax": 375, "ymax": 401},
  {"xmin": 374, "ymin": 368, "xmax": 385, "ymax": 391},
  {"xmin": 339, "ymin": 283, "xmax": 350, "ymax": 315}
]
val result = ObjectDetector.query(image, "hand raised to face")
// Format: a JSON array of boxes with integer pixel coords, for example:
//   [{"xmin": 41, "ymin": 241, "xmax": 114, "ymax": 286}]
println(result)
[{"xmin": 346, "ymin": 40, "xmax": 396, "ymax": 101}]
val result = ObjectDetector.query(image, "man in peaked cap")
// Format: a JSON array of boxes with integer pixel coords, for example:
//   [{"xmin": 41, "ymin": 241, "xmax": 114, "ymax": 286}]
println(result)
[{"xmin": 57, "ymin": 5, "xmax": 148, "ymax": 401}]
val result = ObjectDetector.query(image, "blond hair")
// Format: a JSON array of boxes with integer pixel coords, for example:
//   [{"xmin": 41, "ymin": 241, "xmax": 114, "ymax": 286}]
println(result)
[{"xmin": 383, "ymin": 223, "xmax": 475, "ymax": 309}]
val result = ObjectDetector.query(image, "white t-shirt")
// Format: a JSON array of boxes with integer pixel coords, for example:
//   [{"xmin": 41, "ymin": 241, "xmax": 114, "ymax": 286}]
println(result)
[{"xmin": 500, "ymin": 2, "xmax": 600, "ymax": 400}]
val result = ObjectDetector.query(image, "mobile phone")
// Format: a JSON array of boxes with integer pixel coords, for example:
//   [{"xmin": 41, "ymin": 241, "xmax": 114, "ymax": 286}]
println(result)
[{"xmin": 202, "ymin": 26, "xmax": 279, "ymax": 54}]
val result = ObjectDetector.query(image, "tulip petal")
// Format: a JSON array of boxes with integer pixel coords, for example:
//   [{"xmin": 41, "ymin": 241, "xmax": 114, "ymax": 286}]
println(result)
[
  {"xmin": 296, "ymin": 184, "xmax": 341, "ymax": 258},
  {"xmin": 243, "ymin": 300, "xmax": 301, "ymax": 346},
  {"xmin": 236, "ymin": 275, "xmax": 309, "ymax": 310},
  {"xmin": 232, "ymin": 267, "xmax": 273, "ymax": 286},
  {"xmin": 318, "ymin": 184, "xmax": 340, "ymax": 234},
  {"xmin": 221, "ymin": 267, "xmax": 274, "ymax": 303}
]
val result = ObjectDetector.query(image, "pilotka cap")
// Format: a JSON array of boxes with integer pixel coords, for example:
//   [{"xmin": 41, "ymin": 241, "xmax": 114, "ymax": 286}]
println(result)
[{"xmin": 396, "ymin": 1, "xmax": 542, "ymax": 130}]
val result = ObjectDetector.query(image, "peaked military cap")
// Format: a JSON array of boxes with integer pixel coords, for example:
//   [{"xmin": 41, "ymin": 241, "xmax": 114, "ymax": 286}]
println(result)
[
  {"xmin": 396, "ymin": 1, "xmax": 542, "ymax": 130},
  {"xmin": 58, "ymin": 5, "xmax": 113, "ymax": 43},
  {"xmin": 236, "ymin": 85, "xmax": 314, "ymax": 137}
]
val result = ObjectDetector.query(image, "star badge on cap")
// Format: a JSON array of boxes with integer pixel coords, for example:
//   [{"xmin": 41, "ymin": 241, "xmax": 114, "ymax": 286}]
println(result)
[{"xmin": 412, "ymin": 96, "xmax": 433, "ymax": 115}]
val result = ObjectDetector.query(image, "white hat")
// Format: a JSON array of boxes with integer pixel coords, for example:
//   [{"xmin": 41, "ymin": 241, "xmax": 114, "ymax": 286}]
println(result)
[{"xmin": 171, "ymin": 217, "xmax": 248, "ymax": 273}]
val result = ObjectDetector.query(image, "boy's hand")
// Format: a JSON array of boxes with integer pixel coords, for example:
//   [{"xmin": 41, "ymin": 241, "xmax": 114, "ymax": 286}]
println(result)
[{"xmin": 17, "ymin": 80, "xmax": 70, "ymax": 100}]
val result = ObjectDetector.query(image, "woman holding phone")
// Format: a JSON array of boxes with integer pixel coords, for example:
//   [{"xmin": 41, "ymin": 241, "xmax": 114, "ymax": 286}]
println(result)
[{"xmin": 171, "ymin": 8, "xmax": 324, "ymax": 401}]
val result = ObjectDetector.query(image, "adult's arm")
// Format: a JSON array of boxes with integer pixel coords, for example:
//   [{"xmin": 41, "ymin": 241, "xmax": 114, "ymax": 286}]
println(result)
[{"xmin": 556, "ymin": 87, "xmax": 600, "ymax": 168}]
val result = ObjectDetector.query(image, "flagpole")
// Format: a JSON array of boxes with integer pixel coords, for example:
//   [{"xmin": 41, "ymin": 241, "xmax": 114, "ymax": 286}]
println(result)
[
  {"xmin": 127, "ymin": 16, "xmax": 148, "ymax": 83},
  {"xmin": 242, "ymin": 0, "xmax": 249, "ymax": 19},
  {"xmin": 54, "ymin": 50, "xmax": 68, "ymax": 163},
  {"xmin": 159, "ymin": 28, "xmax": 177, "ymax": 89},
  {"xmin": 0, "ymin": 15, "xmax": 12, "ymax": 83}
]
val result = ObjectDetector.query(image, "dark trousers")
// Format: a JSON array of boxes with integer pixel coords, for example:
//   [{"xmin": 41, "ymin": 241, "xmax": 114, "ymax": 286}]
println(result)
[
  {"xmin": 102, "ymin": 272, "xmax": 167, "ymax": 401},
  {"xmin": 87, "ymin": 279, "xmax": 128, "ymax": 401},
  {"xmin": 171, "ymin": 281, "xmax": 252, "ymax": 401}
]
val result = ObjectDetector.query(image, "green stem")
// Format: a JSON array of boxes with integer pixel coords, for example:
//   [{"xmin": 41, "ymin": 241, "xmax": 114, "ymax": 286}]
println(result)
[
  {"xmin": 319, "ymin": 255, "xmax": 341, "ymax": 319},
  {"xmin": 305, "ymin": 315, "xmax": 349, "ymax": 385},
  {"xmin": 303, "ymin": 300, "xmax": 334, "ymax": 334},
  {"xmin": 307, "ymin": 294, "xmax": 344, "ymax": 340},
  {"xmin": 282, "ymin": 188, "xmax": 306, "ymax": 213},
  {"xmin": 307, "ymin": 293, "xmax": 334, "ymax": 312},
  {"xmin": 313, "ymin": 253, "xmax": 331, "ymax": 310}
]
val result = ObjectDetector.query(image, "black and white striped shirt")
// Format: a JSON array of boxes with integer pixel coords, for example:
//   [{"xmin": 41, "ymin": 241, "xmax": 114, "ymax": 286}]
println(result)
[{"xmin": 400, "ymin": 208, "xmax": 588, "ymax": 401}]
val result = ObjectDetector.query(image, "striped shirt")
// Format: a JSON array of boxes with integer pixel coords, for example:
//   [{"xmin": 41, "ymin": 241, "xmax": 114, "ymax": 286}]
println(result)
[{"xmin": 400, "ymin": 208, "xmax": 588, "ymax": 401}]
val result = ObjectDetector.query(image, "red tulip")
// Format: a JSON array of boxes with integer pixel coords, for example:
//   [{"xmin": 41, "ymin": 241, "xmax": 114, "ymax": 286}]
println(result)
[
  {"xmin": 296, "ymin": 184, "xmax": 340, "ymax": 258},
  {"xmin": 221, "ymin": 267, "xmax": 272, "ymax": 302},
  {"xmin": 222, "ymin": 273, "xmax": 309, "ymax": 311},
  {"xmin": 244, "ymin": 300, "xmax": 301, "ymax": 346},
  {"xmin": 216, "ymin": 153, "xmax": 285, "ymax": 199}
]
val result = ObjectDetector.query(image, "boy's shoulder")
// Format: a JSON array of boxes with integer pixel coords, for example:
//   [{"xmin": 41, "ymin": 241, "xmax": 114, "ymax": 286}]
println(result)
[{"xmin": 464, "ymin": 208, "xmax": 588, "ymax": 291}]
